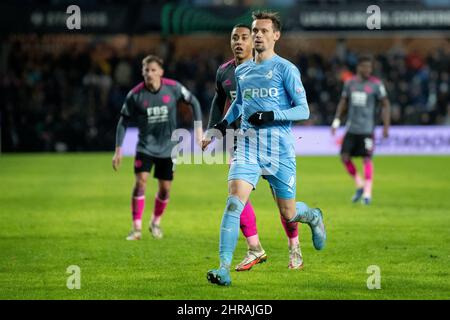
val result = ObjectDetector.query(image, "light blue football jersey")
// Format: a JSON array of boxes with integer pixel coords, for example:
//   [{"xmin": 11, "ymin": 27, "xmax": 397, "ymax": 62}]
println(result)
[{"xmin": 224, "ymin": 54, "xmax": 310, "ymax": 159}]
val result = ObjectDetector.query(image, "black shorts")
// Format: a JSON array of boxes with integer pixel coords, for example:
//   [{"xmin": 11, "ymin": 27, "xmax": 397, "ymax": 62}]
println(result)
[
  {"xmin": 134, "ymin": 152, "xmax": 175, "ymax": 180},
  {"xmin": 341, "ymin": 133, "xmax": 374, "ymax": 158}
]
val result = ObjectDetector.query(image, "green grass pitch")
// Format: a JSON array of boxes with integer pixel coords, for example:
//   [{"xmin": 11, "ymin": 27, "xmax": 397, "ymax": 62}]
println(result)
[{"xmin": 0, "ymin": 153, "xmax": 449, "ymax": 299}]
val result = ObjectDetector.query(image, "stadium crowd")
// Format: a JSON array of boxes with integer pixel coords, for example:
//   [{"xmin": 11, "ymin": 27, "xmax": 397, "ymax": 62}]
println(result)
[{"xmin": 1, "ymin": 38, "xmax": 449, "ymax": 152}]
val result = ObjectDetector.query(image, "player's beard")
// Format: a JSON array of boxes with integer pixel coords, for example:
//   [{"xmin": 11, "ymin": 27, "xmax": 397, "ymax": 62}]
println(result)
[
  {"xmin": 360, "ymin": 73, "xmax": 370, "ymax": 80},
  {"xmin": 254, "ymin": 40, "xmax": 266, "ymax": 53},
  {"xmin": 254, "ymin": 46, "xmax": 265, "ymax": 53}
]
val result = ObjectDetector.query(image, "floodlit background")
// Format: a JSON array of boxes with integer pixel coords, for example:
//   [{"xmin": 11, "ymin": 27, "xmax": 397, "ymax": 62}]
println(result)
[
  {"xmin": 0, "ymin": 0, "xmax": 449, "ymax": 300},
  {"xmin": 1, "ymin": 0, "xmax": 449, "ymax": 153}
]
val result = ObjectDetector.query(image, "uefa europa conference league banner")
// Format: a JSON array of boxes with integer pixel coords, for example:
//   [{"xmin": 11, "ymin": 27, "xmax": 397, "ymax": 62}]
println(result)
[
  {"xmin": 122, "ymin": 126, "xmax": 450, "ymax": 157},
  {"xmin": 1, "ymin": 4, "xmax": 449, "ymax": 34}
]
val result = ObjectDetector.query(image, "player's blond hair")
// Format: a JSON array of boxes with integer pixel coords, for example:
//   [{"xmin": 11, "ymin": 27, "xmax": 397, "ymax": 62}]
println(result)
[
  {"xmin": 142, "ymin": 55, "xmax": 164, "ymax": 68},
  {"xmin": 252, "ymin": 10, "xmax": 281, "ymax": 32}
]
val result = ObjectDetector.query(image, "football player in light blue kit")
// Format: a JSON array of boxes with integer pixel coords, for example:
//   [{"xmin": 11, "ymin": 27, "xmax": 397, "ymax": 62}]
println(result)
[{"xmin": 207, "ymin": 11, "xmax": 327, "ymax": 286}]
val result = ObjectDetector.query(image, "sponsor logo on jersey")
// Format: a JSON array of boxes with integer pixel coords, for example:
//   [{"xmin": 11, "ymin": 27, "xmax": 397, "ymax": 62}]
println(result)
[
  {"xmin": 243, "ymin": 88, "xmax": 278, "ymax": 99},
  {"xmin": 146, "ymin": 105, "xmax": 169, "ymax": 123},
  {"xmin": 265, "ymin": 70, "xmax": 273, "ymax": 79},
  {"xmin": 351, "ymin": 91, "xmax": 368, "ymax": 107}
]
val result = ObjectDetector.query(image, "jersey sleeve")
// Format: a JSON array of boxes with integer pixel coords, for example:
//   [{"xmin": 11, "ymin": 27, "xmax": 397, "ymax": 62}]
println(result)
[
  {"xmin": 116, "ymin": 91, "xmax": 135, "ymax": 147},
  {"xmin": 175, "ymin": 82, "xmax": 203, "ymax": 122},
  {"xmin": 120, "ymin": 91, "xmax": 136, "ymax": 118},
  {"xmin": 115, "ymin": 116, "xmax": 129, "ymax": 147},
  {"xmin": 376, "ymin": 81, "xmax": 387, "ymax": 100},
  {"xmin": 223, "ymin": 76, "xmax": 242, "ymax": 124},
  {"xmin": 207, "ymin": 68, "xmax": 227, "ymax": 129},
  {"xmin": 341, "ymin": 80, "xmax": 351, "ymax": 99},
  {"xmin": 273, "ymin": 64, "xmax": 310, "ymax": 121}
]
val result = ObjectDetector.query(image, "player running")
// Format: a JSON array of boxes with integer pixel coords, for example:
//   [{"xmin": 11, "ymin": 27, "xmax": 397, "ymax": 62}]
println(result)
[
  {"xmin": 202, "ymin": 24, "xmax": 302, "ymax": 271},
  {"xmin": 113, "ymin": 55, "xmax": 203, "ymax": 240},
  {"xmin": 206, "ymin": 11, "xmax": 326, "ymax": 286},
  {"xmin": 331, "ymin": 55, "xmax": 390, "ymax": 205}
]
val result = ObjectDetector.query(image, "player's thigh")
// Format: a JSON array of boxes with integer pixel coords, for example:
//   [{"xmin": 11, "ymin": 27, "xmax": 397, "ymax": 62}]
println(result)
[
  {"xmin": 228, "ymin": 160, "xmax": 260, "ymax": 203},
  {"xmin": 360, "ymin": 134, "xmax": 375, "ymax": 158},
  {"xmin": 350, "ymin": 134, "xmax": 373, "ymax": 158},
  {"xmin": 134, "ymin": 153, "xmax": 153, "ymax": 186},
  {"xmin": 134, "ymin": 172, "xmax": 150, "ymax": 189},
  {"xmin": 157, "ymin": 179, "xmax": 172, "ymax": 190},
  {"xmin": 153, "ymin": 157, "xmax": 175, "ymax": 181},
  {"xmin": 228, "ymin": 179, "xmax": 254, "ymax": 204},
  {"xmin": 264, "ymin": 158, "xmax": 297, "ymax": 201},
  {"xmin": 341, "ymin": 133, "xmax": 356, "ymax": 159},
  {"xmin": 228, "ymin": 161, "xmax": 261, "ymax": 191}
]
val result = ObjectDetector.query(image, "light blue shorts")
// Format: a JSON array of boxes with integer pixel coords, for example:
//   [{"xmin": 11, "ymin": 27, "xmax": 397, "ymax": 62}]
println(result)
[{"xmin": 228, "ymin": 156, "xmax": 297, "ymax": 199}]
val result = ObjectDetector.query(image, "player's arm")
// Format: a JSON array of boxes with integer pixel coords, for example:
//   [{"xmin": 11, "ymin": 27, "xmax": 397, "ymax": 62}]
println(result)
[
  {"xmin": 203, "ymin": 70, "xmax": 227, "ymax": 150},
  {"xmin": 177, "ymin": 83, "xmax": 204, "ymax": 146},
  {"xmin": 331, "ymin": 97, "xmax": 348, "ymax": 136},
  {"xmin": 331, "ymin": 81, "xmax": 350, "ymax": 136},
  {"xmin": 378, "ymin": 82, "xmax": 390, "ymax": 138},
  {"xmin": 113, "ymin": 92, "xmax": 134, "ymax": 171},
  {"xmin": 213, "ymin": 79, "xmax": 243, "ymax": 137},
  {"xmin": 207, "ymin": 70, "xmax": 227, "ymax": 129},
  {"xmin": 113, "ymin": 116, "xmax": 130, "ymax": 171},
  {"xmin": 248, "ymin": 65, "xmax": 310, "ymax": 126}
]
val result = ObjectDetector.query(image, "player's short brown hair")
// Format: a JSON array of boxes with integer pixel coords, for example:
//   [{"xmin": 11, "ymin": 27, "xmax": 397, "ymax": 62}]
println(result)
[
  {"xmin": 232, "ymin": 23, "xmax": 251, "ymax": 32},
  {"xmin": 357, "ymin": 55, "xmax": 373, "ymax": 65},
  {"xmin": 252, "ymin": 10, "xmax": 281, "ymax": 32},
  {"xmin": 142, "ymin": 55, "xmax": 164, "ymax": 68}
]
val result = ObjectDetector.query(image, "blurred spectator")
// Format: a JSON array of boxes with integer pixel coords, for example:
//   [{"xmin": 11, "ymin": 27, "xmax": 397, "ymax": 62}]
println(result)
[{"xmin": 1, "ymin": 36, "xmax": 449, "ymax": 152}]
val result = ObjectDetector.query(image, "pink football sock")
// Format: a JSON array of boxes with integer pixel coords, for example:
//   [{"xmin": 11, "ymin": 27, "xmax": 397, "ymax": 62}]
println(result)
[
  {"xmin": 240, "ymin": 201, "xmax": 258, "ymax": 238},
  {"xmin": 280, "ymin": 214, "xmax": 298, "ymax": 239},
  {"xmin": 343, "ymin": 159, "xmax": 364, "ymax": 188},
  {"xmin": 131, "ymin": 196, "xmax": 145, "ymax": 231},
  {"xmin": 151, "ymin": 194, "xmax": 169, "ymax": 225},
  {"xmin": 363, "ymin": 158, "xmax": 374, "ymax": 198}
]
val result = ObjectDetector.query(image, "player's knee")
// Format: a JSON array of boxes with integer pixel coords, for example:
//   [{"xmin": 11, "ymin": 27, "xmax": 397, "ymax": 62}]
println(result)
[
  {"xmin": 158, "ymin": 188, "xmax": 170, "ymax": 200},
  {"xmin": 363, "ymin": 156, "xmax": 372, "ymax": 164},
  {"xmin": 228, "ymin": 192, "xmax": 248, "ymax": 205},
  {"xmin": 278, "ymin": 205, "xmax": 295, "ymax": 221},
  {"xmin": 228, "ymin": 181, "xmax": 252, "ymax": 204},
  {"xmin": 341, "ymin": 154, "xmax": 350, "ymax": 163},
  {"xmin": 225, "ymin": 195, "xmax": 245, "ymax": 216},
  {"xmin": 135, "ymin": 177, "xmax": 147, "ymax": 190}
]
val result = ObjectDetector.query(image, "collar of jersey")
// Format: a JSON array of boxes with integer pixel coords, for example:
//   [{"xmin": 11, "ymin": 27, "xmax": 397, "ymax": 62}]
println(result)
[
  {"xmin": 252, "ymin": 54, "xmax": 278, "ymax": 65},
  {"xmin": 145, "ymin": 82, "xmax": 162, "ymax": 94}
]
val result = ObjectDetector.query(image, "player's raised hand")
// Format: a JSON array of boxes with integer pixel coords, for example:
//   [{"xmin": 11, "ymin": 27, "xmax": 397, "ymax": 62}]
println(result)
[
  {"xmin": 248, "ymin": 111, "xmax": 274, "ymax": 126},
  {"xmin": 112, "ymin": 147, "xmax": 122, "ymax": 171}
]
